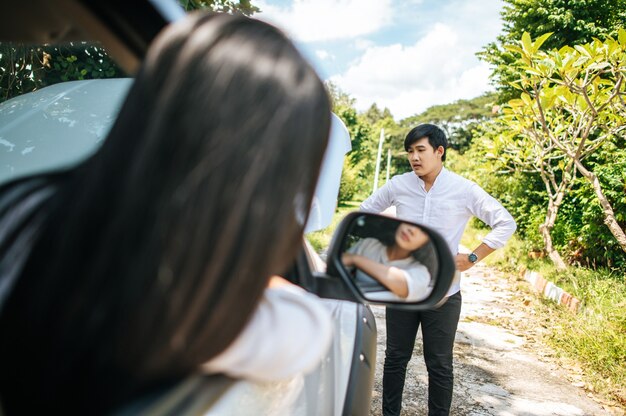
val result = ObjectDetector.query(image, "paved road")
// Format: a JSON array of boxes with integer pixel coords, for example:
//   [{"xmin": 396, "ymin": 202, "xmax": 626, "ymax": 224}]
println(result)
[{"xmin": 368, "ymin": 262, "xmax": 619, "ymax": 416}]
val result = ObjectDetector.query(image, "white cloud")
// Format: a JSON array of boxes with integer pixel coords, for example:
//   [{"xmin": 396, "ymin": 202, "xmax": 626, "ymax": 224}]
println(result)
[
  {"xmin": 256, "ymin": 0, "xmax": 503, "ymax": 119},
  {"xmin": 315, "ymin": 50, "xmax": 333, "ymax": 61},
  {"xmin": 328, "ymin": 0, "xmax": 502, "ymax": 120},
  {"xmin": 354, "ymin": 38, "xmax": 376, "ymax": 51},
  {"xmin": 256, "ymin": 0, "xmax": 393, "ymax": 42}
]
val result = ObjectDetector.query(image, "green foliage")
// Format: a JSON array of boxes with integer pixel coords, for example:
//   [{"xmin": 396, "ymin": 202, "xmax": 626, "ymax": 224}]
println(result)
[
  {"xmin": 306, "ymin": 203, "xmax": 357, "ymax": 253},
  {"xmin": 498, "ymin": 30, "xmax": 626, "ymax": 266},
  {"xmin": 401, "ymin": 93, "xmax": 499, "ymax": 153},
  {"xmin": 179, "ymin": 0, "xmax": 259, "ymax": 14},
  {"xmin": 362, "ymin": 103, "xmax": 394, "ymax": 126},
  {"xmin": 478, "ymin": 0, "xmax": 626, "ymax": 102},
  {"xmin": 338, "ymin": 155, "xmax": 367, "ymax": 203},
  {"xmin": 326, "ymin": 82, "xmax": 407, "ymax": 205},
  {"xmin": 448, "ymin": 122, "xmax": 548, "ymax": 251},
  {"xmin": 539, "ymin": 266, "xmax": 626, "ymax": 404},
  {"xmin": 0, "ymin": 43, "xmax": 123, "ymax": 102},
  {"xmin": 462, "ymin": 110, "xmax": 626, "ymax": 271},
  {"xmin": 341, "ymin": 92, "xmax": 501, "ymax": 194},
  {"xmin": 556, "ymin": 147, "xmax": 626, "ymax": 270},
  {"xmin": 402, "ymin": 92, "xmax": 498, "ymax": 125},
  {"xmin": 327, "ymin": 83, "xmax": 374, "ymax": 203}
]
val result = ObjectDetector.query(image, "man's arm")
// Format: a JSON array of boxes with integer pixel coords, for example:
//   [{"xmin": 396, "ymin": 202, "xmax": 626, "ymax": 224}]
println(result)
[
  {"xmin": 343, "ymin": 253, "xmax": 409, "ymax": 297},
  {"xmin": 455, "ymin": 243, "xmax": 494, "ymax": 272},
  {"xmin": 360, "ymin": 181, "xmax": 394, "ymax": 213},
  {"xmin": 460, "ymin": 184, "xmax": 517, "ymax": 270}
]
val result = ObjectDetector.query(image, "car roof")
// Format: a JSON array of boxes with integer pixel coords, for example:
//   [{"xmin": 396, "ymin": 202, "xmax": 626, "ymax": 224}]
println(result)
[{"xmin": 0, "ymin": 79, "xmax": 132, "ymax": 184}]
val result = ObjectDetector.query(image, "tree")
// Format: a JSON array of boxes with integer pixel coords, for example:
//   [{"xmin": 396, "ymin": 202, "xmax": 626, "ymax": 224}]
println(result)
[
  {"xmin": 325, "ymin": 83, "xmax": 406, "ymax": 204},
  {"xmin": 362, "ymin": 103, "xmax": 394, "ymax": 126},
  {"xmin": 498, "ymin": 95, "xmax": 576, "ymax": 270},
  {"xmin": 478, "ymin": 0, "xmax": 626, "ymax": 102},
  {"xmin": 401, "ymin": 93, "xmax": 499, "ymax": 153},
  {"xmin": 0, "ymin": 43, "xmax": 122, "ymax": 103},
  {"xmin": 179, "ymin": 0, "xmax": 258, "ymax": 15},
  {"xmin": 500, "ymin": 31, "xmax": 626, "ymax": 265},
  {"xmin": 0, "ymin": 0, "xmax": 259, "ymax": 104}
]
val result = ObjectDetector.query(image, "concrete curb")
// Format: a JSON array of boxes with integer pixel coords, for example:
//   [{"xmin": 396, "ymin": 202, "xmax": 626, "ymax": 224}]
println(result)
[{"xmin": 522, "ymin": 270, "xmax": 581, "ymax": 313}]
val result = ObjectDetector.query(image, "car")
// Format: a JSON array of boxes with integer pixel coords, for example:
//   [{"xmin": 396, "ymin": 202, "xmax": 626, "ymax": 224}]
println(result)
[{"xmin": 0, "ymin": 1, "xmax": 456, "ymax": 414}]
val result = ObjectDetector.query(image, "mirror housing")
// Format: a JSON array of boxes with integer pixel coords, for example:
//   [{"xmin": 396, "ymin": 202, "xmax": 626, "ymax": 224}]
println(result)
[{"xmin": 325, "ymin": 212, "xmax": 456, "ymax": 310}]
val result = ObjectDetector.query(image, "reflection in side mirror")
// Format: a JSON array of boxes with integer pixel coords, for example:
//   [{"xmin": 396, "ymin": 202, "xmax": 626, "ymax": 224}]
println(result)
[
  {"xmin": 327, "ymin": 213, "xmax": 456, "ymax": 309},
  {"xmin": 342, "ymin": 219, "xmax": 437, "ymax": 302}
]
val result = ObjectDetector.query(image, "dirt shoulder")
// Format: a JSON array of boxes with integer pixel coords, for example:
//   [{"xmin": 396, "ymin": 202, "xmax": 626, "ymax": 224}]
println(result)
[{"xmin": 368, "ymin": 262, "xmax": 623, "ymax": 416}]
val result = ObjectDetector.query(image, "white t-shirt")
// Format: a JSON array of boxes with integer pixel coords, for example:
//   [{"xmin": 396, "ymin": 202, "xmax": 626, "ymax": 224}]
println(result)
[
  {"xmin": 202, "ymin": 284, "xmax": 332, "ymax": 382},
  {"xmin": 347, "ymin": 238, "xmax": 433, "ymax": 302}
]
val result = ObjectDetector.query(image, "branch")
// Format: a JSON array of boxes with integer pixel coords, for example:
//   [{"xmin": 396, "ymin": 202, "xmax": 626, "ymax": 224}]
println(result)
[
  {"xmin": 531, "ymin": 82, "xmax": 561, "ymax": 150},
  {"xmin": 596, "ymin": 74, "xmax": 623, "ymax": 114},
  {"xmin": 578, "ymin": 68, "xmax": 598, "ymax": 118}
]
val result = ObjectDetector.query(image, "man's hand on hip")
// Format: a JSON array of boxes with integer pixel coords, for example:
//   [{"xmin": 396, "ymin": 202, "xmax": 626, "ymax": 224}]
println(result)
[{"xmin": 455, "ymin": 253, "xmax": 474, "ymax": 272}]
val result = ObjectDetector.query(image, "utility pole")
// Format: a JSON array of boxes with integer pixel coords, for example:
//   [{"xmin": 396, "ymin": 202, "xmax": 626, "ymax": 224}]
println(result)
[
  {"xmin": 385, "ymin": 148, "xmax": 391, "ymax": 184},
  {"xmin": 373, "ymin": 128, "xmax": 384, "ymax": 192}
]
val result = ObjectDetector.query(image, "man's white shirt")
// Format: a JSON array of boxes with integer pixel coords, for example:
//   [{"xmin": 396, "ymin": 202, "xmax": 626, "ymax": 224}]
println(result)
[{"xmin": 360, "ymin": 168, "xmax": 516, "ymax": 296}]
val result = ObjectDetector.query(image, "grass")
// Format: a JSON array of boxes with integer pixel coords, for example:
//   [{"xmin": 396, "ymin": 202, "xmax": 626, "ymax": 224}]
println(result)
[
  {"xmin": 463, "ymin": 220, "xmax": 626, "ymax": 406},
  {"xmin": 306, "ymin": 201, "xmax": 360, "ymax": 253}
]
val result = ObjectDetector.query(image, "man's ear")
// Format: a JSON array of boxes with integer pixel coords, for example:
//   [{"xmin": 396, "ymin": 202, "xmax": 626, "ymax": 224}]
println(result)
[{"xmin": 436, "ymin": 146, "xmax": 445, "ymax": 158}]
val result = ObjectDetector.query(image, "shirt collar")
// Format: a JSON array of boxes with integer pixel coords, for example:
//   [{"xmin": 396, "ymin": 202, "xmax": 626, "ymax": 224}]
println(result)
[{"xmin": 414, "ymin": 166, "xmax": 448, "ymax": 191}]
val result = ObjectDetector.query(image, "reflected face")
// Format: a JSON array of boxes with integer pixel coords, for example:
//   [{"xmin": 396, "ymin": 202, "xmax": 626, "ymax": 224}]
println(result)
[{"xmin": 395, "ymin": 223, "xmax": 429, "ymax": 251}]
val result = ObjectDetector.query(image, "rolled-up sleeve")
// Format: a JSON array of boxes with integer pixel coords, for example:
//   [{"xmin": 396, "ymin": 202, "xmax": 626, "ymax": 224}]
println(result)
[
  {"xmin": 468, "ymin": 184, "xmax": 516, "ymax": 249},
  {"xmin": 401, "ymin": 264, "xmax": 433, "ymax": 302}
]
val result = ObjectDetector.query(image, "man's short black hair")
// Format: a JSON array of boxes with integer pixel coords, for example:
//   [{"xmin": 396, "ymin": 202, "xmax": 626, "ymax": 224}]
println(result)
[{"xmin": 404, "ymin": 123, "xmax": 448, "ymax": 161}]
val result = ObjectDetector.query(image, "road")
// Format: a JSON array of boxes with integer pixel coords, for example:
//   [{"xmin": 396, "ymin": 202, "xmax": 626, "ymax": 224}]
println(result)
[{"xmin": 367, "ymin": 261, "xmax": 621, "ymax": 416}]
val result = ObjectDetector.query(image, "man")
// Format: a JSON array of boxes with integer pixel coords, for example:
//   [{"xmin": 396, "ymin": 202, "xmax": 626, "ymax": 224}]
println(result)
[{"xmin": 360, "ymin": 124, "xmax": 516, "ymax": 416}]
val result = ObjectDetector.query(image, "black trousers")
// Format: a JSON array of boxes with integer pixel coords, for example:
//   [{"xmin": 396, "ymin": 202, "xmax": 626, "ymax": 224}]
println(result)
[{"xmin": 382, "ymin": 291, "xmax": 462, "ymax": 416}]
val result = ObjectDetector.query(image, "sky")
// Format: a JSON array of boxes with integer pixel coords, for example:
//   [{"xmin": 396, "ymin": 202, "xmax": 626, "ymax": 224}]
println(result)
[{"xmin": 255, "ymin": 0, "xmax": 504, "ymax": 120}]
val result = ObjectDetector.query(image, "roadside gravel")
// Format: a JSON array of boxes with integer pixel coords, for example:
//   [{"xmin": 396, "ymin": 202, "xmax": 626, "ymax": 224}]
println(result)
[{"xmin": 368, "ymin": 262, "xmax": 623, "ymax": 416}]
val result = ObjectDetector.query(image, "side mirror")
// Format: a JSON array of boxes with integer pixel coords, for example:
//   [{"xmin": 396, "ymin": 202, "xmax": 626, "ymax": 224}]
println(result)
[{"xmin": 326, "ymin": 213, "xmax": 456, "ymax": 309}]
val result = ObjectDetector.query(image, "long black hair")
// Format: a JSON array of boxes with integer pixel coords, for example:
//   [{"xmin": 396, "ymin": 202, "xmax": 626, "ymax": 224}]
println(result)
[{"xmin": 0, "ymin": 12, "xmax": 330, "ymax": 414}]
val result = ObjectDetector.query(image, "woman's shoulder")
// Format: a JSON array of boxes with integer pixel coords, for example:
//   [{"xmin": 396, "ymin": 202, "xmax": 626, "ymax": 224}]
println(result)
[{"xmin": 351, "ymin": 237, "xmax": 385, "ymax": 253}]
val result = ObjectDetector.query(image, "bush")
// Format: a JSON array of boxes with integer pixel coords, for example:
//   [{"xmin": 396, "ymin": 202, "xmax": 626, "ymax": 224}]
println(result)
[
  {"xmin": 542, "ymin": 268, "xmax": 626, "ymax": 404},
  {"xmin": 450, "ymin": 122, "xmax": 626, "ymax": 274},
  {"xmin": 306, "ymin": 204, "xmax": 357, "ymax": 253}
]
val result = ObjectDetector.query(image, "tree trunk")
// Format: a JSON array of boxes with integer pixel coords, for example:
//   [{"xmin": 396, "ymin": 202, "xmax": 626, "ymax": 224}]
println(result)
[
  {"xmin": 575, "ymin": 161, "xmax": 626, "ymax": 254},
  {"xmin": 539, "ymin": 192, "xmax": 568, "ymax": 270}
]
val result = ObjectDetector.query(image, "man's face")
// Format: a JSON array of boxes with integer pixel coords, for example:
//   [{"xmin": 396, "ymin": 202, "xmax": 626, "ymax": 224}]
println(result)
[{"xmin": 406, "ymin": 137, "xmax": 443, "ymax": 177}]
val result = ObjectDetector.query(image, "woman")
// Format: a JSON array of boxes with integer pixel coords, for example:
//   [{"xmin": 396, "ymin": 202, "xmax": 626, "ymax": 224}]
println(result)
[
  {"xmin": 343, "ymin": 222, "xmax": 437, "ymax": 302},
  {"xmin": 0, "ymin": 12, "xmax": 332, "ymax": 414}
]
